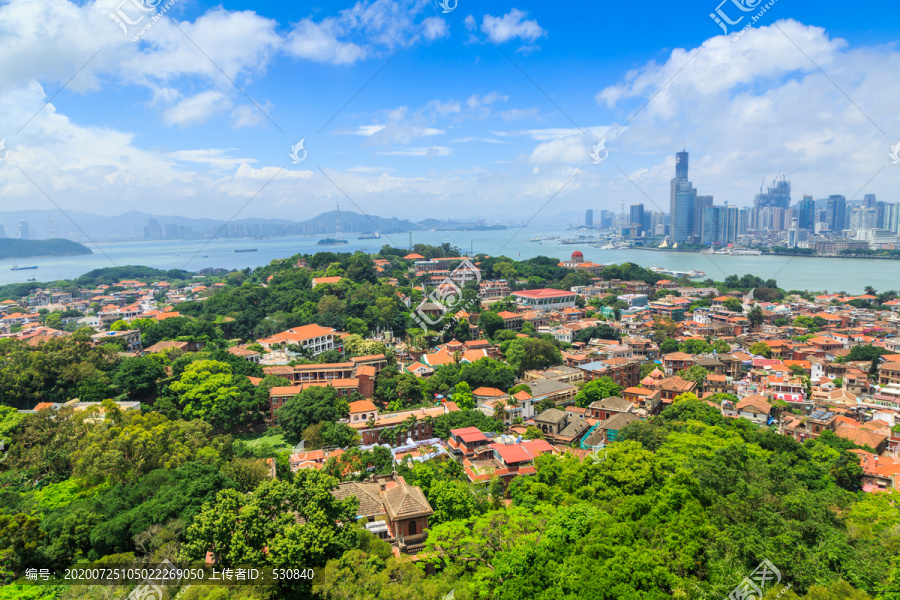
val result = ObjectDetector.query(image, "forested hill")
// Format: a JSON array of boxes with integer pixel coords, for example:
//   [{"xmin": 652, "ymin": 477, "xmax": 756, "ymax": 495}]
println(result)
[{"xmin": 0, "ymin": 238, "xmax": 92, "ymax": 259}]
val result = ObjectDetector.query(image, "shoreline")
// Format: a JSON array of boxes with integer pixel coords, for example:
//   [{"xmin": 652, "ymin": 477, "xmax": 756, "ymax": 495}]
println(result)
[{"xmin": 633, "ymin": 247, "xmax": 900, "ymax": 260}]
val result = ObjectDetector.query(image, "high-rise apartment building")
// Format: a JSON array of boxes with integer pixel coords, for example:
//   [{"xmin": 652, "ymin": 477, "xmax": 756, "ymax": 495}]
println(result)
[
  {"xmin": 669, "ymin": 149, "xmax": 697, "ymax": 243},
  {"xmin": 754, "ymin": 176, "xmax": 791, "ymax": 209},
  {"xmin": 826, "ymin": 195, "xmax": 847, "ymax": 233},
  {"xmin": 584, "ymin": 209, "xmax": 594, "ymax": 228},
  {"xmin": 629, "ymin": 204, "xmax": 645, "ymax": 234},
  {"xmin": 798, "ymin": 195, "xmax": 815, "ymax": 230},
  {"xmin": 18, "ymin": 220, "xmax": 30, "ymax": 240}
]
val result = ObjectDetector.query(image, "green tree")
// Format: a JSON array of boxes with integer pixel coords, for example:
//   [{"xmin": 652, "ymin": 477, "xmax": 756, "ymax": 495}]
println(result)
[
  {"xmin": 478, "ymin": 311, "xmax": 505, "ymax": 339},
  {"xmin": 660, "ymin": 338, "xmax": 679, "ymax": 354},
  {"xmin": 169, "ymin": 360, "xmax": 257, "ymax": 430},
  {"xmin": 113, "ymin": 356, "xmax": 166, "ymax": 400},
  {"xmin": 574, "ymin": 377, "xmax": 623, "ymax": 408},
  {"xmin": 453, "ymin": 382, "xmax": 475, "ymax": 410},
  {"xmin": 749, "ymin": 342, "xmax": 773, "ymax": 358},
  {"xmin": 182, "ymin": 471, "xmax": 357, "ymax": 578},
  {"xmin": 679, "ymin": 365, "xmax": 709, "ymax": 389},
  {"xmin": 523, "ymin": 425, "xmax": 544, "ymax": 439},
  {"xmin": 504, "ymin": 338, "xmax": 562, "ymax": 375},
  {"xmin": 747, "ymin": 304, "xmax": 765, "ymax": 330},
  {"xmin": 722, "ymin": 297, "xmax": 743, "ymax": 312},
  {"xmin": 277, "ymin": 386, "xmax": 349, "ymax": 443},
  {"xmin": 427, "ymin": 480, "xmax": 478, "ymax": 526}
]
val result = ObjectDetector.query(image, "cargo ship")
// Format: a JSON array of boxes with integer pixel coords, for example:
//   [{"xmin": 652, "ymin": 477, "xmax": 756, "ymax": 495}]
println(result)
[
  {"xmin": 234, "ymin": 249, "xmax": 258, "ymax": 253},
  {"xmin": 11, "ymin": 265, "xmax": 38, "ymax": 271}
]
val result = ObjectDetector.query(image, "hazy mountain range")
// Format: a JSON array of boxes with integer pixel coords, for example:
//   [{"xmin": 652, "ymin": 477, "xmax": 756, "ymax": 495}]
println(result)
[{"xmin": 0, "ymin": 210, "xmax": 510, "ymax": 242}]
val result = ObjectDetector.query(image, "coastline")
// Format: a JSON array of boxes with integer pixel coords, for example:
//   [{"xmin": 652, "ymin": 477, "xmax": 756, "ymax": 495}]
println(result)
[{"xmin": 633, "ymin": 247, "xmax": 900, "ymax": 260}]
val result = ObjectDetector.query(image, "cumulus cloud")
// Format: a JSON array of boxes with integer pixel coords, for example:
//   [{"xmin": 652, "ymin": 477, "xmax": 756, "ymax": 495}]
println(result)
[
  {"xmin": 593, "ymin": 19, "xmax": 900, "ymax": 205},
  {"xmin": 481, "ymin": 9, "xmax": 545, "ymax": 44}
]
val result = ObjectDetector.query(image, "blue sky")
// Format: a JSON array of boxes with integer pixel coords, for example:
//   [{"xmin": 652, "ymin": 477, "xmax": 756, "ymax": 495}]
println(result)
[{"xmin": 1, "ymin": 0, "xmax": 899, "ymax": 224}]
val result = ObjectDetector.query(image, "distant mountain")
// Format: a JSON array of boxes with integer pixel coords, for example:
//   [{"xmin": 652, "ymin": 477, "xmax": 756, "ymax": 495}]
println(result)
[
  {"xmin": 0, "ymin": 238, "xmax": 92, "ymax": 259},
  {"xmin": 417, "ymin": 219, "xmax": 508, "ymax": 231},
  {"xmin": 0, "ymin": 209, "xmax": 507, "ymax": 241},
  {"xmin": 302, "ymin": 211, "xmax": 418, "ymax": 234}
]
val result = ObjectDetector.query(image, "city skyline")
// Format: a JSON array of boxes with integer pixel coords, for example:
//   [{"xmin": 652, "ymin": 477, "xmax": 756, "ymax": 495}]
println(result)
[{"xmin": 0, "ymin": 0, "xmax": 898, "ymax": 224}]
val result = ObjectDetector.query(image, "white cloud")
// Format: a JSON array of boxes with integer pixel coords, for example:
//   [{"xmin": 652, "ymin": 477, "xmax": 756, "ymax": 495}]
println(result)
[
  {"xmin": 592, "ymin": 19, "xmax": 900, "ymax": 205},
  {"xmin": 163, "ymin": 91, "xmax": 232, "ymax": 126},
  {"xmin": 423, "ymin": 17, "xmax": 449, "ymax": 41},
  {"xmin": 378, "ymin": 146, "xmax": 452, "ymax": 156},
  {"xmin": 285, "ymin": 19, "xmax": 366, "ymax": 65},
  {"xmin": 169, "ymin": 149, "xmax": 256, "ymax": 169},
  {"xmin": 500, "ymin": 108, "xmax": 539, "ymax": 121},
  {"xmin": 451, "ymin": 137, "xmax": 510, "ymax": 144},
  {"xmin": 481, "ymin": 9, "xmax": 545, "ymax": 44},
  {"xmin": 284, "ymin": 0, "xmax": 442, "ymax": 65}
]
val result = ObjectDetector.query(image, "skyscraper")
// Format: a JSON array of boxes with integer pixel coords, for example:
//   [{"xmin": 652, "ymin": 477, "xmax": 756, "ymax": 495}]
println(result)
[
  {"xmin": 584, "ymin": 209, "xmax": 594, "ymax": 228},
  {"xmin": 629, "ymin": 204, "xmax": 645, "ymax": 234},
  {"xmin": 754, "ymin": 175, "xmax": 791, "ymax": 209},
  {"xmin": 672, "ymin": 181, "xmax": 697, "ymax": 243},
  {"xmin": 599, "ymin": 210, "xmax": 613, "ymax": 230},
  {"xmin": 694, "ymin": 195, "xmax": 713, "ymax": 239},
  {"xmin": 675, "ymin": 150, "xmax": 688, "ymax": 180},
  {"xmin": 669, "ymin": 149, "xmax": 696, "ymax": 243},
  {"xmin": 863, "ymin": 194, "xmax": 877, "ymax": 208},
  {"xmin": 826, "ymin": 195, "xmax": 847, "ymax": 233},
  {"xmin": 18, "ymin": 220, "xmax": 30, "ymax": 240},
  {"xmin": 798, "ymin": 195, "xmax": 815, "ymax": 230},
  {"xmin": 702, "ymin": 205, "xmax": 739, "ymax": 245}
]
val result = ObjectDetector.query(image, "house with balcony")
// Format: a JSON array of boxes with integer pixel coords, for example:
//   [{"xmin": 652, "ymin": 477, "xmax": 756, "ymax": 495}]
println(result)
[
  {"xmin": 258, "ymin": 324, "xmax": 341, "ymax": 356},
  {"xmin": 332, "ymin": 473, "xmax": 434, "ymax": 555},
  {"xmin": 586, "ymin": 396, "xmax": 634, "ymax": 421},
  {"xmin": 662, "ymin": 352, "xmax": 695, "ymax": 376},
  {"xmin": 512, "ymin": 289, "xmax": 577, "ymax": 311},
  {"xmin": 880, "ymin": 362, "xmax": 900, "ymax": 386},
  {"xmin": 462, "ymin": 438, "xmax": 557, "ymax": 491},
  {"xmin": 734, "ymin": 395, "xmax": 772, "ymax": 425},
  {"xmin": 447, "ymin": 426, "xmax": 492, "ymax": 457}
]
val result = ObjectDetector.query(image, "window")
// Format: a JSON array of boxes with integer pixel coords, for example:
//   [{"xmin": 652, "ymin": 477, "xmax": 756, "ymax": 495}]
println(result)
[{"xmin": 409, "ymin": 521, "xmax": 417, "ymax": 535}]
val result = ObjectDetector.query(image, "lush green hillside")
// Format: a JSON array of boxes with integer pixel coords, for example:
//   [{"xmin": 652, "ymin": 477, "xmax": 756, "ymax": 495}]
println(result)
[{"xmin": 0, "ymin": 238, "xmax": 91, "ymax": 259}]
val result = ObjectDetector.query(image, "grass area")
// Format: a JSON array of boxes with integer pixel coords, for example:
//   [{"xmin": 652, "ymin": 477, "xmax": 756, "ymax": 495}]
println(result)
[{"xmin": 236, "ymin": 429, "xmax": 293, "ymax": 453}]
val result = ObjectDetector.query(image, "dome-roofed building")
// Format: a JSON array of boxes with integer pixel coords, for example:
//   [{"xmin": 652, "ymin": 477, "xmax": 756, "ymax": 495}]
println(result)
[{"xmin": 559, "ymin": 250, "xmax": 603, "ymax": 274}]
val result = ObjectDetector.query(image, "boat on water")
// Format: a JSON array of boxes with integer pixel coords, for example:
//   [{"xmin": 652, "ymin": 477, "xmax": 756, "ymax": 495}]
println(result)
[
  {"xmin": 317, "ymin": 238, "xmax": 349, "ymax": 246},
  {"xmin": 11, "ymin": 265, "xmax": 38, "ymax": 271},
  {"xmin": 357, "ymin": 232, "xmax": 381, "ymax": 240},
  {"xmin": 27, "ymin": 277, "xmax": 36, "ymax": 282},
  {"xmin": 650, "ymin": 266, "xmax": 707, "ymax": 279},
  {"xmin": 234, "ymin": 249, "xmax": 258, "ymax": 253},
  {"xmin": 700, "ymin": 248, "xmax": 762, "ymax": 256}
]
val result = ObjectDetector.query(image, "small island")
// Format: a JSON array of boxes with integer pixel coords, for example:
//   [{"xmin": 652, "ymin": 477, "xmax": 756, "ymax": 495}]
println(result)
[{"xmin": 0, "ymin": 238, "xmax": 92, "ymax": 259}]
